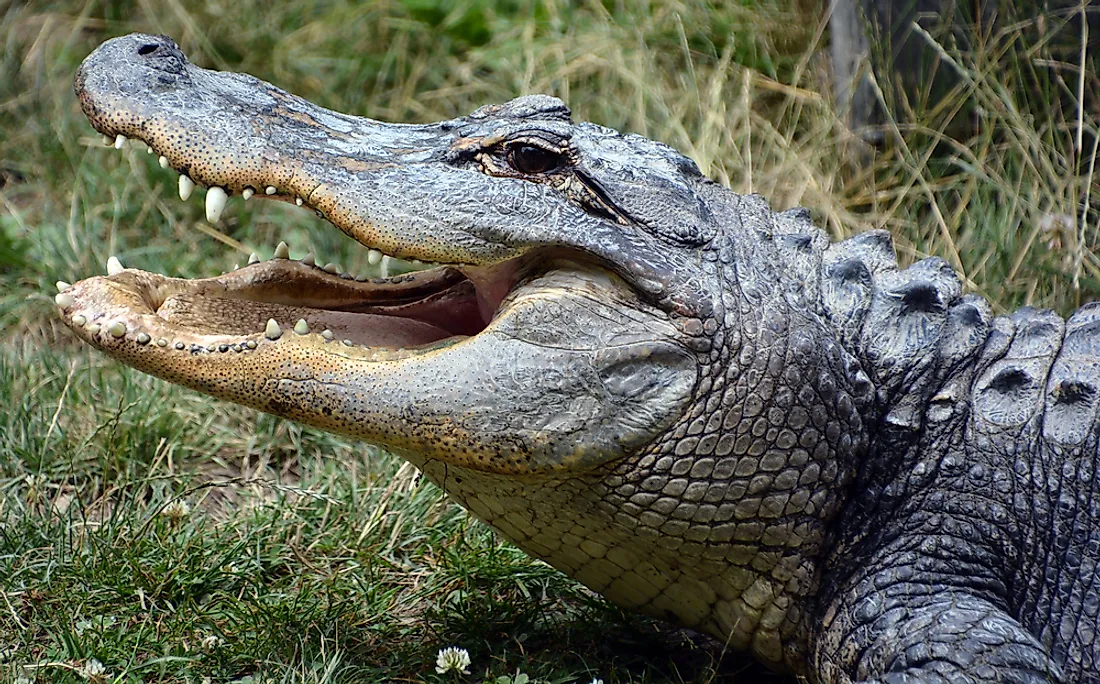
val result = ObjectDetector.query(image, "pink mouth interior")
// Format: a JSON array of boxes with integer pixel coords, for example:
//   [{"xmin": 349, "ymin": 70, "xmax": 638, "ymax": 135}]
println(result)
[{"xmin": 144, "ymin": 258, "xmax": 524, "ymax": 349}]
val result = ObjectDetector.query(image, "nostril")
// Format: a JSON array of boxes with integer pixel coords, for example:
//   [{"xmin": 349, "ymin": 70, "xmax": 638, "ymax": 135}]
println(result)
[{"xmin": 137, "ymin": 43, "xmax": 159, "ymax": 56}]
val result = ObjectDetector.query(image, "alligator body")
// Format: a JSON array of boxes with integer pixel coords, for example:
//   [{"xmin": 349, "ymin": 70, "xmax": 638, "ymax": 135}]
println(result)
[{"xmin": 60, "ymin": 34, "xmax": 1100, "ymax": 683}]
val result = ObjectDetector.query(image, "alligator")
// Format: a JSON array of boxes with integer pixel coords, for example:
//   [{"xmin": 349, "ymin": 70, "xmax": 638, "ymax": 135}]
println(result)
[{"xmin": 58, "ymin": 34, "xmax": 1100, "ymax": 683}]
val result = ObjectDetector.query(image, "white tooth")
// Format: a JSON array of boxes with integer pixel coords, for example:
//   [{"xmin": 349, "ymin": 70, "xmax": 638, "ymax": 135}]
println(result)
[
  {"xmin": 301, "ymin": 252, "xmax": 315, "ymax": 267},
  {"xmin": 146, "ymin": 145, "xmax": 154, "ymax": 154},
  {"xmin": 265, "ymin": 318, "xmax": 282, "ymax": 340},
  {"xmin": 159, "ymin": 156, "xmax": 169, "ymax": 169},
  {"xmin": 55, "ymin": 292, "xmax": 74, "ymax": 308},
  {"xmin": 380, "ymin": 255, "xmax": 391, "ymax": 278},
  {"xmin": 106, "ymin": 256, "xmax": 124, "ymax": 275},
  {"xmin": 248, "ymin": 252, "xmax": 260, "ymax": 264},
  {"xmin": 205, "ymin": 187, "xmax": 228, "ymax": 223},
  {"xmin": 273, "ymin": 241, "xmax": 290, "ymax": 259},
  {"xmin": 295, "ymin": 197, "xmax": 303, "ymax": 206},
  {"xmin": 114, "ymin": 134, "xmax": 127, "ymax": 149},
  {"xmin": 102, "ymin": 135, "xmax": 113, "ymax": 146},
  {"xmin": 265, "ymin": 186, "xmax": 277, "ymax": 195},
  {"xmin": 242, "ymin": 187, "xmax": 254, "ymax": 200},
  {"xmin": 179, "ymin": 175, "xmax": 195, "ymax": 201},
  {"xmin": 72, "ymin": 314, "xmax": 87, "ymax": 327},
  {"xmin": 322, "ymin": 262, "xmax": 340, "ymax": 274},
  {"xmin": 367, "ymin": 249, "xmax": 382, "ymax": 265},
  {"xmin": 56, "ymin": 281, "xmax": 71, "ymax": 292},
  {"xmin": 294, "ymin": 319, "xmax": 309, "ymax": 335}
]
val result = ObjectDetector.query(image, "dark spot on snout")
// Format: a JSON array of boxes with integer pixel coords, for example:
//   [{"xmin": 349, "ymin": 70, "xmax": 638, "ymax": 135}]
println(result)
[{"xmin": 128, "ymin": 35, "xmax": 187, "ymax": 76}]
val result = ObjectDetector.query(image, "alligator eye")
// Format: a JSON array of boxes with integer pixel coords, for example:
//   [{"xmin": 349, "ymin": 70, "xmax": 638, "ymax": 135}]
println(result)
[{"xmin": 508, "ymin": 145, "xmax": 562, "ymax": 174}]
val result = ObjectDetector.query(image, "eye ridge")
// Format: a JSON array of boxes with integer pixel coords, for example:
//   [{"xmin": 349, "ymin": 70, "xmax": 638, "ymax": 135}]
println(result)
[{"xmin": 508, "ymin": 144, "xmax": 562, "ymax": 175}]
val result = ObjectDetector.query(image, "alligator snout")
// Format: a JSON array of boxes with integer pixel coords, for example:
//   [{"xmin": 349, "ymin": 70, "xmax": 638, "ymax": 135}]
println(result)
[
  {"xmin": 76, "ymin": 34, "xmax": 188, "ymax": 110},
  {"xmin": 130, "ymin": 34, "xmax": 187, "ymax": 75}
]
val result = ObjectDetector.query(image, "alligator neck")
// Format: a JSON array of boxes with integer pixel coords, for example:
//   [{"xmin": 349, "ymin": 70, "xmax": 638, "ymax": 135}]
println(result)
[
  {"xmin": 583, "ymin": 191, "xmax": 885, "ymax": 672},
  {"xmin": 750, "ymin": 195, "xmax": 1013, "ymax": 531}
]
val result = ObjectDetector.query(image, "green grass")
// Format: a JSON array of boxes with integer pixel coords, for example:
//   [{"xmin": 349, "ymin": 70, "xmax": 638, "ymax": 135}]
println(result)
[
  {"xmin": 1, "ymin": 346, "xmax": 748, "ymax": 683},
  {"xmin": 0, "ymin": 0, "xmax": 1097, "ymax": 682}
]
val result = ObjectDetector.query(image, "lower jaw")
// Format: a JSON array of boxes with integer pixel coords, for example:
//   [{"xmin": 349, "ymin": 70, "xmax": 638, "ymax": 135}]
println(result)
[{"xmin": 56, "ymin": 251, "xmax": 525, "ymax": 361}]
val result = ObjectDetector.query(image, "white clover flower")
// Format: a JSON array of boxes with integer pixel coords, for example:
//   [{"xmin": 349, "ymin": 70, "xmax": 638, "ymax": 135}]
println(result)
[
  {"xmin": 435, "ymin": 646, "xmax": 471, "ymax": 675},
  {"xmin": 75, "ymin": 615, "xmax": 116, "ymax": 635},
  {"xmin": 161, "ymin": 499, "xmax": 192, "ymax": 523},
  {"xmin": 77, "ymin": 657, "xmax": 106, "ymax": 680},
  {"xmin": 200, "ymin": 633, "xmax": 224, "ymax": 651}
]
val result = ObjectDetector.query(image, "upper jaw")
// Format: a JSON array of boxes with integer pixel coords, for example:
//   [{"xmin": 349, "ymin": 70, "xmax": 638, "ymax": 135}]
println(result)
[
  {"xmin": 74, "ymin": 32, "xmax": 692, "ymax": 312},
  {"xmin": 75, "ymin": 33, "xmax": 499, "ymax": 267}
]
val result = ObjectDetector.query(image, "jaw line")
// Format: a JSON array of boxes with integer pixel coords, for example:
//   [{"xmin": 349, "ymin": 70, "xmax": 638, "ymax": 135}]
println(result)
[
  {"xmin": 56, "ymin": 253, "xmax": 533, "ymax": 362},
  {"xmin": 54, "ymin": 252, "xmax": 700, "ymax": 480}
]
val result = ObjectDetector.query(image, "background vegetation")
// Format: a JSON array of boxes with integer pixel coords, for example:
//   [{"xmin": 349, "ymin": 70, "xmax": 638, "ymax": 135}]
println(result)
[{"xmin": 1, "ymin": 0, "xmax": 1096, "ymax": 682}]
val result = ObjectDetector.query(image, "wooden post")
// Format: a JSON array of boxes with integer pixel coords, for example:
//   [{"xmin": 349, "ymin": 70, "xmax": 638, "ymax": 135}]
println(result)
[{"xmin": 829, "ymin": 0, "xmax": 876, "ymax": 137}]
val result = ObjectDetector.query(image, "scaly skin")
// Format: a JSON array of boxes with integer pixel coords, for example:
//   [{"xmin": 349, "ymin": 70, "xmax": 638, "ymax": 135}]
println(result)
[{"xmin": 58, "ymin": 34, "xmax": 1100, "ymax": 682}]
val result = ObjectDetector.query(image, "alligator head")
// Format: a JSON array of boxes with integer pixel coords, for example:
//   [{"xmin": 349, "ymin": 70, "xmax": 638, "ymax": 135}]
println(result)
[
  {"xmin": 64, "ymin": 32, "xmax": 716, "ymax": 472},
  {"xmin": 62, "ymin": 34, "xmax": 868, "ymax": 674}
]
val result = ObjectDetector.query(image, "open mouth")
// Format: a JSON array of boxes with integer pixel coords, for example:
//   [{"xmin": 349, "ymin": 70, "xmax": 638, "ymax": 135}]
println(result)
[
  {"xmin": 62, "ymin": 32, "xmax": 685, "ymax": 364},
  {"xmin": 58, "ymin": 250, "xmax": 525, "ymax": 357},
  {"xmin": 56, "ymin": 137, "xmax": 530, "ymax": 358},
  {"xmin": 60, "ymin": 106, "xmax": 541, "ymax": 358}
]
